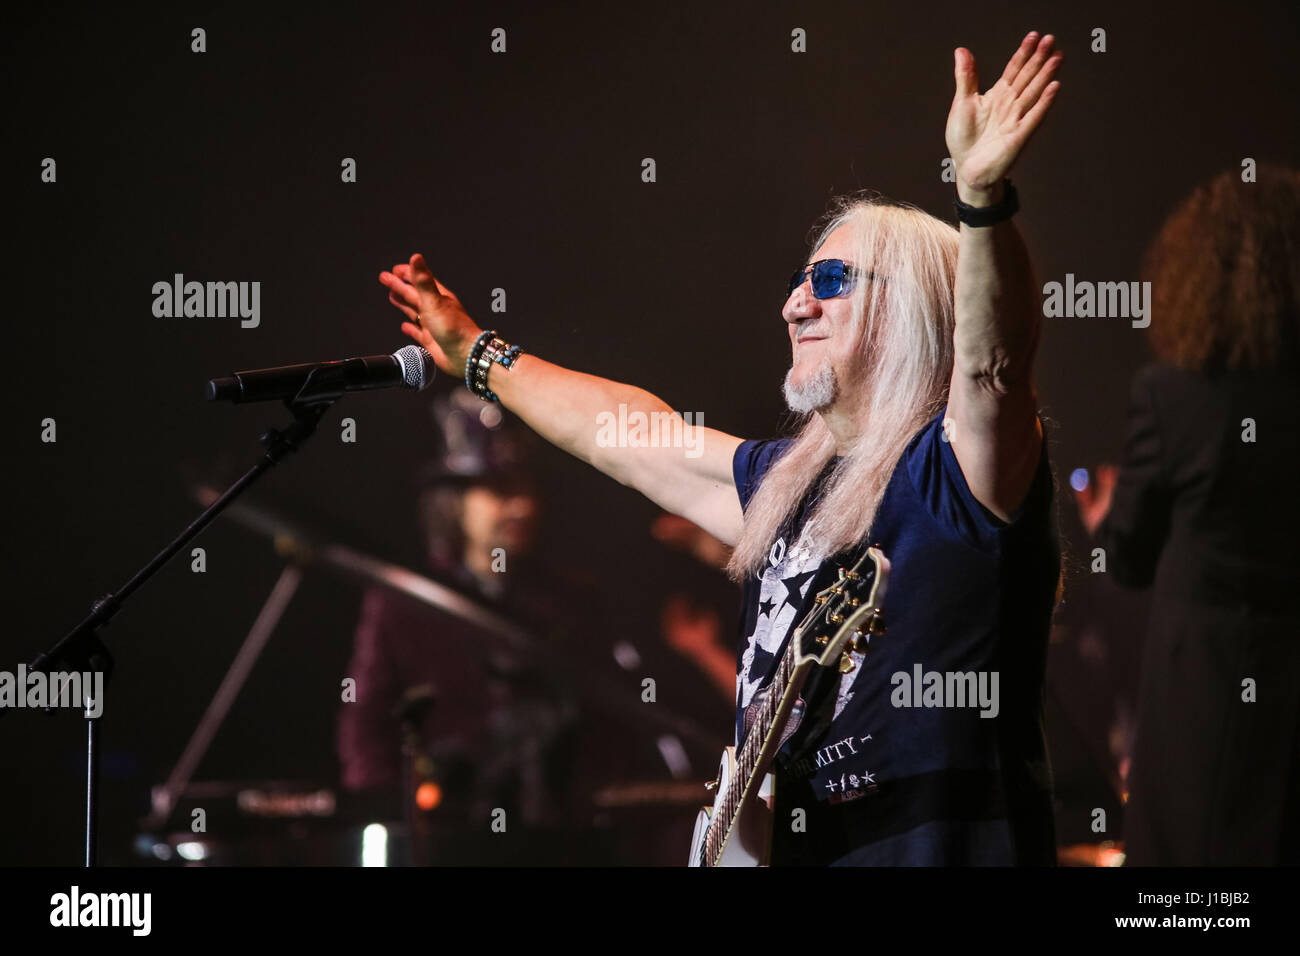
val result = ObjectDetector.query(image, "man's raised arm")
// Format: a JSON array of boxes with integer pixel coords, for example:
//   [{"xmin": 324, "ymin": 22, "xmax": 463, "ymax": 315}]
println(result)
[
  {"xmin": 379, "ymin": 256, "xmax": 745, "ymax": 546},
  {"xmin": 943, "ymin": 31, "xmax": 1063, "ymax": 522}
]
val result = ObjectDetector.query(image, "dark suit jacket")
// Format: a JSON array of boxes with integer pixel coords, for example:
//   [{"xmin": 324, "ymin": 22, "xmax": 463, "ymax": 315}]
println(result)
[{"xmin": 1099, "ymin": 362, "xmax": 1300, "ymax": 865}]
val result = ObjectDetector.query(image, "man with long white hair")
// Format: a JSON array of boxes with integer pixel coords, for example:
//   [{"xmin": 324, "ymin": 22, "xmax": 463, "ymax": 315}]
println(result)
[{"xmin": 381, "ymin": 31, "xmax": 1064, "ymax": 865}]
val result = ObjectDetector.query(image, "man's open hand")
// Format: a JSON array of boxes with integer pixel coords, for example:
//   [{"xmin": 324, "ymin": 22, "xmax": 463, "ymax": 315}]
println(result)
[
  {"xmin": 379, "ymin": 254, "xmax": 482, "ymax": 375},
  {"xmin": 946, "ymin": 31, "xmax": 1062, "ymax": 203}
]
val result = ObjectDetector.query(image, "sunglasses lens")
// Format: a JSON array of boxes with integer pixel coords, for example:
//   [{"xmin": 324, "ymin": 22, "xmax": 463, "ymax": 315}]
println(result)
[
  {"xmin": 789, "ymin": 260, "xmax": 858, "ymax": 299},
  {"xmin": 787, "ymin": 268, "xmax": 805, "ymax": 297},
  {"xmin": 812, "ymin": 260, "xmax": 848, "ymax": 298}
]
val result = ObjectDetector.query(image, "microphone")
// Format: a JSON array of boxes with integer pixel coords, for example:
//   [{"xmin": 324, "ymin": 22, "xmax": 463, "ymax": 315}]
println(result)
[{"xmin": 206, "ymin": 345, "xmax": 436, "ymax": 403}]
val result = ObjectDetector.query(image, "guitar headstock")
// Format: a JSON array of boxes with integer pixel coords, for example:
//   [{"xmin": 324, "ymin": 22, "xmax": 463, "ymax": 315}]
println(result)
[{"xmin": 794, "ymin": 546, "xmax": 890, "ymax": 671}]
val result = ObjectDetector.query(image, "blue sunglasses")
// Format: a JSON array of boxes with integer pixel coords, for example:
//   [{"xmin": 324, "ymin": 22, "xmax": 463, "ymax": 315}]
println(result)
[{"xmin": 787, "ymin": 259, "xmax": 885, "ymax": 299}]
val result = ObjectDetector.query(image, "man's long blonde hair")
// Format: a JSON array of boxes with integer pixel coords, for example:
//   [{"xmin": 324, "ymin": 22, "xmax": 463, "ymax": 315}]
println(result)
[{"xmin": 725, "ymin": 193, "xmax": 960, "ymax": 582}]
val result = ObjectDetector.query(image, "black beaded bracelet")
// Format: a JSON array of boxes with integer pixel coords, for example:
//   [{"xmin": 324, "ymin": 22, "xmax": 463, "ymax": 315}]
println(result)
[
  {"xmin": 465, "ymin": 330, "xmax": 524, "ymax": 403},
  {"xmin": 953, "ymin": 179, "xmax": 1018, "ymax": 228},
  {"xmin": 464, "ymin": 329, "xmax": 496, "ymax": 392}
]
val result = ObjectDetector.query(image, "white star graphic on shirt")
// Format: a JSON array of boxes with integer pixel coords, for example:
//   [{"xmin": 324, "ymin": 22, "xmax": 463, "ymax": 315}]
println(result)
[{"xmin": 736, "ymin": 522, "xmax": 826, "ymax": 718}]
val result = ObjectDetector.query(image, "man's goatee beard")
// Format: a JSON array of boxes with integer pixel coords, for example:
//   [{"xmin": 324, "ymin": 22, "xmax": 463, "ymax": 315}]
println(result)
[{"xmin": 783, "ymin": 358, "xmax": 837, "ymax": 413}]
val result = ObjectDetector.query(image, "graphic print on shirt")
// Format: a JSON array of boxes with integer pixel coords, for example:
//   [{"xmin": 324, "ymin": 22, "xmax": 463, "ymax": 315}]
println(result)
[
  {"xmin": 735, "ymin": 521, "xmax": 876, "ymax": 725},
  {"xmin": 735, "ymin": 520, "xmax": 827, "ymax": 731}
]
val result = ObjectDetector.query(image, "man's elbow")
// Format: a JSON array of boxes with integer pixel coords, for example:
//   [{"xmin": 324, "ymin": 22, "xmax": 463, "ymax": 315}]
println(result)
[{"xmin": 953, "ymin": 312, "xmax": 1041, "ymax": 390}]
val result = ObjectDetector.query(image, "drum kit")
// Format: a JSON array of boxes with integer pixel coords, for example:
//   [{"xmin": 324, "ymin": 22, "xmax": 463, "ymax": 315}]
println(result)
[{"xmin": 132, "ymin": 484, "xmax": 715, "ymax": 866}]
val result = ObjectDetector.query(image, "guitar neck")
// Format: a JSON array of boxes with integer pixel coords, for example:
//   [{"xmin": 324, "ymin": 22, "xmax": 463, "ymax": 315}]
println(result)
[
  {"xmin": 703, "ymin": 623, "xmax": 813, "ymax": 865},
  {"xmin": 744, "ymin": 636, "xmax": 812, "ymax": 771}
]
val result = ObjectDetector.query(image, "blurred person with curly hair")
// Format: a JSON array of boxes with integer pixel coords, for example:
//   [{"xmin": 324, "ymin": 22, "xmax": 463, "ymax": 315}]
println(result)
[{"xmin": 1075, "ymin": 164, "xmax": 1300, "ymax": 865}]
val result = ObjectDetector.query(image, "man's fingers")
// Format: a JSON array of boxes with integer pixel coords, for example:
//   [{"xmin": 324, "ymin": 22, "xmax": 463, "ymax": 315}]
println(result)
[
  {"xmin": 389, "ymin": 290, "xmax": 418, "ymax": 319},
  {"xmin": 1009, "ymin": 34, "xmax": 1055, "ymax": 97},
  {"xmin": 382, "ymin": 274, "xmax": 422, "ymax": 310},
  {"xmin": 1015, "ymin": 79, "xmax": 1059, "ymax": 139},
  {"xmin": 1014, "ymin": 51, "xmax": 1062, "ymax": 120},
  {"xmin": 1000, "ymin": 31, "xmax": 1051, "ymax": 91},
  {"xmin": 998, "ymin": 32, "xmax": 1039, "ymax": 87},
  {"xmin": 953, "ymin": 47, "xmax": 978, "ymax": 99},
  {"xmin": 378, "ymin": 270, "xmax": 407, "ymax": 294},
  {"xmin": 400, "ymin": 321, "xmax": 433, "ymax": 349},
  {"xmin": 408, "ymin": 253, "xmax": 444, "ymax": 297}
]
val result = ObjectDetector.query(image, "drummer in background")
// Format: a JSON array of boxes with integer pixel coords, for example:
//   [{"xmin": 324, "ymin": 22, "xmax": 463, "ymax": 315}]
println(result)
[{"xmin": 336, "ymin": 391, "xmax": 598, "ymax": 859}]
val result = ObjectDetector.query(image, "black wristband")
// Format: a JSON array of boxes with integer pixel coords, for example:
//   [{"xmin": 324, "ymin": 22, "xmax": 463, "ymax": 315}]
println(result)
[{"xmin": 953, "ymin": 180, "xmax": 1018, "ymax": 227}]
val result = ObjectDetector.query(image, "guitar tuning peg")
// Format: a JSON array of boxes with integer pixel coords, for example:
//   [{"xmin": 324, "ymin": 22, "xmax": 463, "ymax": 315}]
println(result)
[
  {"xmin": 815, "ymin": 634, "xmax": 829, "ymax": 646},
  {"xmin": 838, "ymin": 652, "xmax": 855, "ymax": 674},
  {"xmin": 868, "ymin": 612, "xmax": 887, "ymax": 636},
  {"xmin": 852, "ymin": 631, "xmax": 871, "ymax": 653}
]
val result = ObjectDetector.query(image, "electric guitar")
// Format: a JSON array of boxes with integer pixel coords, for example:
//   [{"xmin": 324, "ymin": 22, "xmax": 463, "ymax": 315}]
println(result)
[{"xmin": 687, "ymin": 546, "xmax": 889, "ymax": 867}]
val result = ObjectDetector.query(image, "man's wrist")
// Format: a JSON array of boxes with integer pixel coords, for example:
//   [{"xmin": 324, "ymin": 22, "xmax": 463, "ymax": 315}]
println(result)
[
  {"xmin": 956, "ymin": 178, "xmax": 1007, "ymax": 208},
  {"xmin": 953, "ymin": 178, "xmax": 1019, "ymax": 228},
  {"xmin": 466, "ymin": 330, "xmax": 523, "ymax": 403}
]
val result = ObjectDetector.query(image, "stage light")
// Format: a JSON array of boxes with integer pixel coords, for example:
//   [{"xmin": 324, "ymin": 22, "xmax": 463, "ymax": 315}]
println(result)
[
  {"xmin": 362, "ymin": 823, "xmax": 388, "ymax": 867},
  {"xmin": 176, "ymin": 841, "xmax": 208, "ymax": 862},
  {"xmin": 416, "ymin": 782, "xmax": 443, "ymax": 811}
]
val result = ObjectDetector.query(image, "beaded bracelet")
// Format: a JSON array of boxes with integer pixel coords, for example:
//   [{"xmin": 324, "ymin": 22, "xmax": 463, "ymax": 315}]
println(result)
[
  {"xmin": 464, "ymin": 330, "xmax": 524, "ymax": 403},
  {"xmin": 464, "ymin": 330, "xmax": 496, "ymax": 391}
]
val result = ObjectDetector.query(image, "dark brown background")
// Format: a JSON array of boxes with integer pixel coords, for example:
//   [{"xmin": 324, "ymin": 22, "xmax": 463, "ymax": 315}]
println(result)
[{"xmin": 3, "ymin": 0, "xmax": 1297, "ymax": 864}]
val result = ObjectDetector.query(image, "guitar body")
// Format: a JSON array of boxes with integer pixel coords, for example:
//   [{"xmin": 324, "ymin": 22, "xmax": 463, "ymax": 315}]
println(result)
[{"xmin": 688, "ymin": 747, "xmax": 774, "ymax": 867}]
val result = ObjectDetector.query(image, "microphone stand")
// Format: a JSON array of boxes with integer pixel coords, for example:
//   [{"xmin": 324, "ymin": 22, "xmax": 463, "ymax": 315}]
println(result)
[{"xmin": 13, "ymin": 371, "xmax": 349, "ymax": 867}]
